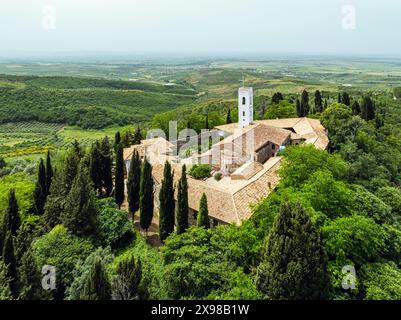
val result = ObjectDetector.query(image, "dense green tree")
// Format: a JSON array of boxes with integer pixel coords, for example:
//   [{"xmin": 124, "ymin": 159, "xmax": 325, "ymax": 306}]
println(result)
[
  {"xmin": 2, "ymin": 232, "xmax": 17, "ymax": 297},
  {"xmin": 280, "ymin": 144, "xmax": 347, "ymax": 188},
  {"xmin": 66, "ymin": 247, "xmax": 114, "ymax": 300},
  {"xmin": 352, "ymin": 100, "xmax": 361, "ymax": 115},
  {"xmin": 97, "ymin": 198, "xmax": 134, "ymax": 248},
  {"xmin": 81, "ymin": 257, "xmax": 111, "ymax": 300},
  {"xmin": 197, "ymin": 193, "xmax": 210, "ymax": 229},
  {"xmin": 62, "ymin": 165, "xmax": 98, "ymax": 237},
  {"xmin": 112, "ymin": 256, "xmax": 142, "ymax": 300},
  {"xmin": 322, "ymin": 215, "xmax": 386, "ymax": 266},
  {"xmin": 361, "ymin": 262, "xmax": 401, "ymax": 300},
  {"xmin": 0, "ymin": 260, "xmax": 13, "ymax": 300},
  {"xmin": 377, "ymin": 187, "xmax": 401, "ymax": 218},
  {"xmin": 176, "ymin": 165, "xmax": 189, "ymax": 235},
  {"xmin": 32, "ymin": 225, "xmax": 94, "ymax": 298},
  {"xmin": 114, "ymin": 143, "xmax": 125, "ymax": 209},
  {"xmin": 255, "ymin": 202, "xmax": 330, "ymax": 300},
  {"xmin": 18, "ymin": 249, "xmax": 46, "ymax": 300},
  {"xmin": 139, "ymin": 158, "xmax": 154, "ymax": 234},
  {"xmin": 127, "ymin": 150, "xmax": 141, "ymax": 217},
  {"xmin": 339, "ymin": 92, "xmax": 351, "ymax": 106},
  {"xmin": 159, "ymin": 161, "xmax": 175, "ymax": 242},
  {"xmin": 46, "ymin": 151, "xmax": 53, "ymax": 195},
  {"xmin": 3, "ymin": 190, "xmax": 20, "ymax": 237},
  {"xmin": 162, "ymin": 227, "xmax": 244, "ymax": 299},
  {"xmin": 265, "ymin": 100, "xmax": 297, "ymax": 119},
  {"xmin": 361, "ymin": 96, "xmax": 375, "ymax": 121},
  {"xmin": 271, "ymin": 92, "xmax": 284, "ymax": 104}
]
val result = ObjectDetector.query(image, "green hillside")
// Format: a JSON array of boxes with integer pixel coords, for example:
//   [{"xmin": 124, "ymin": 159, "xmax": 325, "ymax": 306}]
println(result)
[{"xmin": 0, "ymin": 75, "xmax": 198, "ymax": 129}]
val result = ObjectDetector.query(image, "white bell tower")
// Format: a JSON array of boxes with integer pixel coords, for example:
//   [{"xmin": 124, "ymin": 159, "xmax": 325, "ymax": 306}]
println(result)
[{"xmin": 238, "ymin": 87, "xmax": 253, "ymax": 129}]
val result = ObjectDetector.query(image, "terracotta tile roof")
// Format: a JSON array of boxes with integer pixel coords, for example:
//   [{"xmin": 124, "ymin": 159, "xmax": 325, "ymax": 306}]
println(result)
[
  {"xmin": 123, "ymin": 137, "xmax": 174, "ymax": 162},
  {"xmin": 216, "ymin": 117, "xmax": 329, "ymax": 150},
  {"xmin": 215, "ymin": 123, "xmax": 291, "ymax": 154},
  {"xmin": 152, "ymin": 158, "xmax": 282, "ymax": 225}
]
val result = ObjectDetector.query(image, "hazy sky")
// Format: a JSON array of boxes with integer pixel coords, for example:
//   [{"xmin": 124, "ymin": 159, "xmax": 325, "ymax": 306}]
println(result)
[{"xmin": 1, "ymin": 0, "xmax": 400, "ymax": 56}]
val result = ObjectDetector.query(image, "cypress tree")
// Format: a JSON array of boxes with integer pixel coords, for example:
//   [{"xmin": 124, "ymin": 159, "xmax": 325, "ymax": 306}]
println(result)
[
  {"xmin": 33, "ymin": 181, "xmax": 46, "ymax": 216},
  {"xmin": 62, "ymin": 165, "xmax": 98, "ymax": 237},
  {"xmin": 64, "ymin": 150, "xmax": 81, "ymax": 190},
  {"xmin": 2, "ymin": 232, "xmax": 17, "ymax": 297},
  {"xmin": 46, "ymin": 151, "xmax": 53, "ymax": 195},
  {"xmin": 361, "ymin": 96, "xmax": 375, "ymax": 121},
  {"xmin": 115, "ymin": 131, "xmax": 121, "ymax": 148},
  {"xmin": 296, "ymin": 99, "xmax": 302, "ymax": 117},
  {"xmin": 205, "ymin": 113, "xmax": 209, "ymax": 130},
  {"xmin": 226, "ymin": 108, "xmax": 232, "ymax": 124},
  {"xmin": 341, "ymin": 92, "xmax": 351, "ymax": 106},
  {"xmin": 33, "ymin": 159, "xmax": 47, "ymax": 215},
  {"xmin": 139, "ymin": 158, "xmax": 154, "ymax": 234},
  {"xmin": 352, "ymin": 100, "xmax": 361, "ymax": 115},
  {"xmin": 3, "ymin": 190, "xmax": 20, "ymax": 237},
  {"xmin": 159, "ymin": 161, "xmax": 175, "ymax": 242},
  {"xmin": 41, "ymin": 168, "xmax": 68, "ymax": 233},
  {"xmin": 115, "ymin": 143, "xmax": 125, "ymax": 209},
  {"xmin": 272, "ymin": 92, "xmax": 284, "ymax": 104},
  {"xmin": 38, "ymin": 158, "xmax": 47, "ymax": 196},
  {"xmin": 176, "ymin": 165, "xmax": 189, "ymax": 235},
  {"xmin": 197, "ymin": 193, "xmax": 210, "ymax": 229},
  {"xmin": 133, "ymin": 127, "xmax": 143, "ymax": 145},
  {"xmin": 301, "ymin": 90, "xmax": 309, "ymax": 117},
  {"xmin": 89, "ymin": 141, "xmax": 103, "ymax": 196},
  {"xmin": 81, "ymin": 257, "xmax": 111, "ymax": 300},
  {"xmin": 0, "ymin": 260, "xmax": 13, "ymax": 300},
  {"xmin": 111, "ymin": 256, "xmax": 142, "ymax": 300},
  {"xmin": 14, "ymin": 223, "xmax": 33, "ymax": 262},
  {"xmin": 255, "ymin": 202, "xmax": 330, "ymax": 300},
  {"xmin": 324, "ymin": 99, "xmax": 328, "ymax": 110},
  {"xmin": 127, "ymin": 150, "xmax": 141, "ymax": 218},
  {"xmin": 315, "ymin": 90, "xmax": 323, "ymax": 113},
  {"xmin": 18, "ymin": 249, "xmax": 45, "ymax": 300},
  {"xmin": 100, "ymin": 137, "xmax": 113, "ymax": 197}
]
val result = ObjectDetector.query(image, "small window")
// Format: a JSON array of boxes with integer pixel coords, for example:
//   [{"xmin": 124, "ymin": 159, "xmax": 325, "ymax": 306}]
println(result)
[
  {"xmin": 242, "ymin": 111, "xmax": 245, "ymax": 117},
  {"xmin": 242, "ymin": 97, "xmax": 246, "ymax": 105}
]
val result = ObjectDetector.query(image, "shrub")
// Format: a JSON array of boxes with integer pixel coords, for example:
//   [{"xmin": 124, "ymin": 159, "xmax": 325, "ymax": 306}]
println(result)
[
  {"xmin": 189, "ymin": 164, "xmax": 211, "ymax": 180},
  {"xmin": 214, "ymin": 172, "xmax": 222, "ymax": 181},
  {"xmin": 97, "ymin": 198, "xmax": 135, "ymax": 248}
]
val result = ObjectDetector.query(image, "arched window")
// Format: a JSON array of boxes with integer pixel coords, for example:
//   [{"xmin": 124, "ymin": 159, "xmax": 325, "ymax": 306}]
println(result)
[{"xmin": 242, "ymin": 97, "xmax": 246, "ymax": 105}]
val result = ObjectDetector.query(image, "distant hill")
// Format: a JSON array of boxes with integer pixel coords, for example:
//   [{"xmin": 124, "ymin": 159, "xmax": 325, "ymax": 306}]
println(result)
[{"xmin": 0, "ymin": 75, "xmax": 198, "ymax": 129}]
